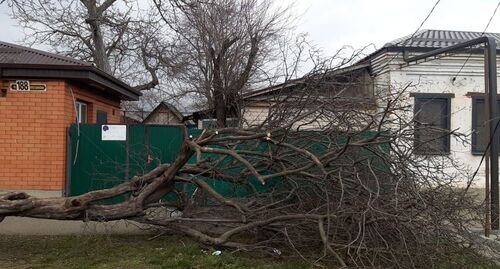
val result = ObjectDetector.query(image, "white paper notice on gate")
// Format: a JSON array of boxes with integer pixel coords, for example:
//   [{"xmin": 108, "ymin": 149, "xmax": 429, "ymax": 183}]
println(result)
[{"xmin": 101, "ymin": 125, "xmax": 127, "ymax": 141}]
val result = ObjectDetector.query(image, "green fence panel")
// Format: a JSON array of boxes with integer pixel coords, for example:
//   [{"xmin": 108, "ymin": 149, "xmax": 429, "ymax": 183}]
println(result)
[
  {"xmin": 68, "ymin": 125, "xmax": 127, "ymax": 198},
  {"xmin": 68, "ymin": 125, "xmax": 390, "ymax": 204},
  {"xmin": 68, "ymin": 124, "xmax": 185, "ymax": 201}
]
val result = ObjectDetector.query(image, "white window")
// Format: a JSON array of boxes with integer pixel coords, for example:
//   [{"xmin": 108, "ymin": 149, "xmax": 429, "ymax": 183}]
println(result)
[{"xmin": 76, "ymin": 101, "xmax": 88, "ymax": 123}]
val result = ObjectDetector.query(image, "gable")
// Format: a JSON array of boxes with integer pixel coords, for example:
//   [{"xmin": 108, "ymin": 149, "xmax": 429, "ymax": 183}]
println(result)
[{"xmin": 143, "ymin": 102, "xmax": 184, "ymax": 124}]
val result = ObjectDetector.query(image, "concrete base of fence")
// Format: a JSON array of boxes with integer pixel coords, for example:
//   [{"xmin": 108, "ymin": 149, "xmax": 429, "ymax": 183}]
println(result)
[
  {"xmin": 0, "ymin": 189, "xmax": 63, "ymax": 198},
  {"xmin": 0, "ymin": 217, "xmax": 149, "ymax": 235}
]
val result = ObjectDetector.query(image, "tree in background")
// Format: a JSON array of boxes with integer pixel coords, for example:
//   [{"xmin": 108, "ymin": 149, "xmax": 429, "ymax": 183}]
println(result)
[
  {"xmin": 154, "ymin": 0, "xmax": 295, "ymax": 127},
  {"xmin": 4, "ymin": 0, "xmax": 165, "ymax": 91},
  {"xmin": 4, "ymin": 0, "xmax": 305, "ymax": 119}
]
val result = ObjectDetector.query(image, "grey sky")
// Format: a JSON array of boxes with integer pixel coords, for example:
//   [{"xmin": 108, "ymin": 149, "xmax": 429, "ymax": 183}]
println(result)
[
  {"xmin": 1, "ymin": 1, "xmax": 500, "ymax": 56},
  {"xmin": 286, "ymin": 0, "xmax": 500, "ymax": 54}
]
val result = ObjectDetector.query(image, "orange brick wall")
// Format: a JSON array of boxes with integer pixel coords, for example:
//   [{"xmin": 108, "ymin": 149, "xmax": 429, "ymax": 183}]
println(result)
[
  {"xmin": 0, "ymin": 80, "xmax": 122, "ymax": 191},
  {"xmin": 64, "ymin": 83, "xmax": 122, "ymax": 125}
]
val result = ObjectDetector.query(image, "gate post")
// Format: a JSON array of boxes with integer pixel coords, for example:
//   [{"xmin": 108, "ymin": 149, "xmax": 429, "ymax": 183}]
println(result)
[{"xmin": 64, "ymin": 126, "xmax": 73, "ymax": 197}]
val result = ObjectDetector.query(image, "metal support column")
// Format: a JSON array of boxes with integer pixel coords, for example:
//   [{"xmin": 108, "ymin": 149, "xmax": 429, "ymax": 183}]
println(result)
[{"xmin": 486, "ymin": 38, "xmax": 499, "ymax": 229}]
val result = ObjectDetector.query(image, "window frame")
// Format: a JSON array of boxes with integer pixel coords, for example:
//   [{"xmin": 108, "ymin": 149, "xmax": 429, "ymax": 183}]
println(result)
[
  {"xmin": 471, "ymin": 95, "xmax": 500, "ymax": 155},
  {"xmin": 97, "ymin": 110, "xmax": 108, "ymax": 124},
  {"xmin": 75, "ymin": 101, "xmax": 88, "ymax": 124},
  {"xmin": 412, "ymin": 93, "xmax": 453, "ymax": 155}
]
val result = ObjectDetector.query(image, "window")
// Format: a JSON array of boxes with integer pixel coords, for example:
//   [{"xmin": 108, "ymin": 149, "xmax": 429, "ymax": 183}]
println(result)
[
  {"xmin": 413, "ymin": 95, "xmax": 451, "ymax": 154},
  {"xmin": 471, "ymin": 97, "xmax": 500, "ymax": 154},
  {"xmin": 97, "ymin": 110, "xmax": 108, "ymax": 124},
  {"xmin": 75, "ymin": 101, "xmax": 87, "ymax": 124}
]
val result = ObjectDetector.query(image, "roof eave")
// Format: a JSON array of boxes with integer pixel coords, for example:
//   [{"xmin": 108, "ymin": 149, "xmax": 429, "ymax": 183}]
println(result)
[
  {"xmin": 0, "ymin": 64, "xmax": 141, "ymax": 101},
  {"xmin": 358, "ymin": 45, "xmax": 500, "ymax": 65},
  {"xmin": 243, "ymin": 63, "xmax": 371, "ymax": 100}
]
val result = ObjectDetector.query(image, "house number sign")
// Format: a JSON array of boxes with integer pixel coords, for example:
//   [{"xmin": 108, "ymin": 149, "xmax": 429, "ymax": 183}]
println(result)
[{"xmin": 10, "ymin": 80, "xmax": 47, "ymax": 92}]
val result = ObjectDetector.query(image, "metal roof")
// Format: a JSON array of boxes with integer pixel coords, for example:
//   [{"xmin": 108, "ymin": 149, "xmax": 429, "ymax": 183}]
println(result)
[
  {"xmin": 243, "ymin": 63, "xmax": 371, "ymax": 100},
  {"xmin": 0, "ymin": 41, "xmax": 141, "ymax": 100},
  {"xmin": 0, "ymin": 41, "xmax": 90, "ymax": 66},
  {"xmin": 384, "ymin": 29, "xmax": 500, "ymax": 49}
]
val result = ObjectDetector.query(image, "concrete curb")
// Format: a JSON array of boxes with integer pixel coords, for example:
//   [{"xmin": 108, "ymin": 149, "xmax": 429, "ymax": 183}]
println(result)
[{"xmin": 0, "ymin": 216, "xmax": 149, "ymax": 235}]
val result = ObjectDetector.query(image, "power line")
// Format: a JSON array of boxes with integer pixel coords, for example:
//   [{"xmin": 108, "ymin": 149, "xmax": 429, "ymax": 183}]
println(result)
[
  {"xmin": 408, "ymin": 0, "xmax": 441, "ymax": 42},
  {"xmin": 483, "ymin": 1, "xmax": 500, "ymax": 33},
  {"xmin": 453, "ymin": 0, "xmax": 500, "ymax": 79},
  {"xmin": 459, "ymin": 1, "xmax": 500, "ymax": 191},
  {"xmin": 467, "ymin": 118, "xmax": 500, "ymax": 191},
  {"xmin": 387, "ymin": 0, "xmax": 442, "ymax": 64}
]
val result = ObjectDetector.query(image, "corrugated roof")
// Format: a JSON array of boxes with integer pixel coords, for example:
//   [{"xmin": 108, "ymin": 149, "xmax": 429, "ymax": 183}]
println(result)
[
  {"xmin": 0, "ymin": 41, "xmax": 90, "ymax": 66},
  {"xmin": 244, "ymin": 63, "xmax": 371, "ymax": 100},
  {"xmin": 384, "ymin": 29, "xmax": 500, "ymax": 49},
  {"xmin": 0, "ymin": 41, "xmax": 141, "ymax": 100}
]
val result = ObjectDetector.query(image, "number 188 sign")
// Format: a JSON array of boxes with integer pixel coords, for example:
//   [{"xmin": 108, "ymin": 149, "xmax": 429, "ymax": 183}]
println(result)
[{"xmin": 10, "ymin": 80, "xmax": 47, "ymax": 92}]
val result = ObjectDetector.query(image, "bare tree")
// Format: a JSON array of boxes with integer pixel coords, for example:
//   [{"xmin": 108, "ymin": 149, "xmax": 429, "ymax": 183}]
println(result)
[
  {"xmin": 0, "ymin": 2, "xmax": 493, "ymax": 265},
  {"xmin": 154, "ymin": 0, "xmax": 294, "ymax": 127},
  {"xmin": 4, "ymin": 0, "xmax": 164, "ymax": 91},
  {"xmin": 4, "ymin": 0, "xmax": 306, "ymax": 112},
  {"xmin": 0, "ymin": 51, "xmax": 492, "ymax": 267}
]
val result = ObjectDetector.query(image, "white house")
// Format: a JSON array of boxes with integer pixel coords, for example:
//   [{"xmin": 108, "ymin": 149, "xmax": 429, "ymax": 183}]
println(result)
[
  {"xmin": 241, "ymin": 63, "xmax": 376, "ymax": 129},
  {"xmin": 359, "ymin": 29, "xmax": 500, "ymax": 187},
  {"xmin": 242, "ymin": 29, "xmax": 500, "ymax": 187}
]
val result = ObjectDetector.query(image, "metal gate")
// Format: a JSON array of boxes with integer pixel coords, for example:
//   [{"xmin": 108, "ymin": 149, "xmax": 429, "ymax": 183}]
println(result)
[{"xmin": 66, "ymin": 124, "xmax": 185, "ymax": 197}]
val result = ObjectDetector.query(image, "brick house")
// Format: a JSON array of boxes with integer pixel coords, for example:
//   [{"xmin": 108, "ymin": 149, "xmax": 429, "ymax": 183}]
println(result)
[{"xmin": 0, "ymin": 41, "xmax": 140, "ymax": 196}]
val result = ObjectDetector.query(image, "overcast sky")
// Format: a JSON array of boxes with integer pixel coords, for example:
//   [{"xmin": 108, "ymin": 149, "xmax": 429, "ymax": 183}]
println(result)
[{"xmin": 1, "ymin": 0, "xmax": 500, "ymax": 56}]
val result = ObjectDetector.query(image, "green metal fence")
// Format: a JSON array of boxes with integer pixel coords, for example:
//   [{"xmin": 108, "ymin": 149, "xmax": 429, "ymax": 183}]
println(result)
[
  {"xmin": 66, "ymin": 124, "xmax": 390, "ymax": 202},
  {"xmin": 66, "ymin": 124, "xmax": 185, "ymax": 197}
]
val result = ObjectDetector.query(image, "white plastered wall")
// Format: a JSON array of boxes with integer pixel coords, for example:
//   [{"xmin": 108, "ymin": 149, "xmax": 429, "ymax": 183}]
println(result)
[{"xmin": 379, "ymin": 52, "xmax": 497, "ymax": 187}]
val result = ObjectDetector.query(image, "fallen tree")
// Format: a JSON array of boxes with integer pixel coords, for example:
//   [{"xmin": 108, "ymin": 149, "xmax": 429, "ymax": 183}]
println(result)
[{"xmin": 0, "ymin": 68, "xmax": 492, "ymax": 267}]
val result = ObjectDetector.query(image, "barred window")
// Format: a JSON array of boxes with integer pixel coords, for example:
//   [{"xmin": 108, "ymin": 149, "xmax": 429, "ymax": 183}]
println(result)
[
  {"xmin": 413, "ymin": 95, "xmax": 451, "ymax": 155},
  {"xmin": 471, "ymin": 97, "xmax": 500, "ymax": 154}
]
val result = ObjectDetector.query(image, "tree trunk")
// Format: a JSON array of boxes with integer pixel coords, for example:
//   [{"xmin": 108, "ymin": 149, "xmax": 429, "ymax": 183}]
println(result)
[
  {"xmin": 210, "ymin": 47, "xmax": 227, "ymax": 128},
  {"xmin": 214, "ymin": 89, "xmax": 227, "ymax": 128},
  {"xmin": 82, "ymin": 0, "xmax": 112, "ymax": 74}
]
